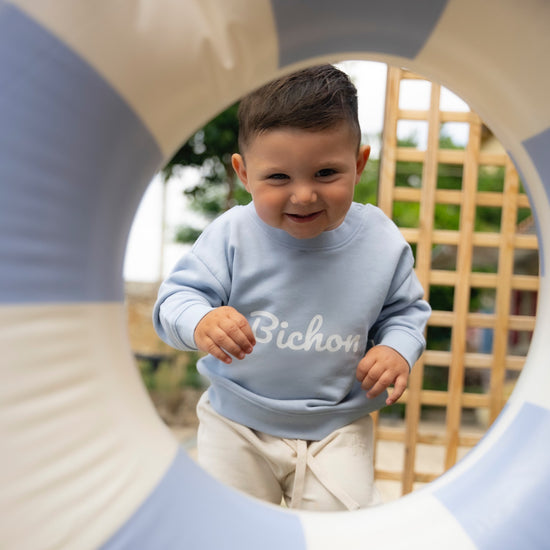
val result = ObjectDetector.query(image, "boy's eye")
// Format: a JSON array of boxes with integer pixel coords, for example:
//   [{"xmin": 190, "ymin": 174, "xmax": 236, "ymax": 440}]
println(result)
[
  {"xmin": 316, "ymin": 168, "xmax": 337, "ymax": 178},
  {"xmin": 267, "ymin": 173, "xmax": 289, "ymax": 181}
]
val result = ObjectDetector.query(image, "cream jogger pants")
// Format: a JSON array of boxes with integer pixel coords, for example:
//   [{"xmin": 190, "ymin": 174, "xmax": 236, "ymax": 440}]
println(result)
[{"xmin": 196, "ymin": 393, "xmax": 382, "ymax": 511}]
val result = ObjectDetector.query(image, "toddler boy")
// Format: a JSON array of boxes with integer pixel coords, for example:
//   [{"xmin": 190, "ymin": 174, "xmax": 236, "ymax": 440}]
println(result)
[{"xmin": 154, "ymin": 64, "xmax": 431, "ymax": 511}]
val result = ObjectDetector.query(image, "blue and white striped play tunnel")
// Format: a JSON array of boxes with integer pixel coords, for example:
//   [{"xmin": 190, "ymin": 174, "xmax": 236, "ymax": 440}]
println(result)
[{"xmin": 1, "ymin": 1, "xmax": 549, "ymax": 548}]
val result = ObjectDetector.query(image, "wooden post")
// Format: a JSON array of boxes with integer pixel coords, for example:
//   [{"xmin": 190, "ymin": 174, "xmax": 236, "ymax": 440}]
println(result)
[{"xmin": 489, "ymin": 159, "xmax": 519, "ymax": 422}]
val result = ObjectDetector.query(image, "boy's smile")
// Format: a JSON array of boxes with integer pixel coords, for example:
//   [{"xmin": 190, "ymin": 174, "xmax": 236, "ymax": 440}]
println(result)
[{"xmin": 232, "ymin": 125, "xmax": 370, "ymax": 239}]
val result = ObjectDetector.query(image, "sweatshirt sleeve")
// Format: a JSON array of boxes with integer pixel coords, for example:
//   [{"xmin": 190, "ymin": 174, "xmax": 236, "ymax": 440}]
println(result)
[
  {"xmin": 369, "ymin": 248, "xmax": 431, "ymax": 369},
  {"xmin": 152, "ymin": 223, "xmax": 233, "ymax": 351}
]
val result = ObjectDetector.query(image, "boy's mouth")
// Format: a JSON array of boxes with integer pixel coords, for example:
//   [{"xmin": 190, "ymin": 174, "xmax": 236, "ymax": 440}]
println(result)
[{"xmin": 285, "ymin": 211, "xmax": 322, "ymax": 223}]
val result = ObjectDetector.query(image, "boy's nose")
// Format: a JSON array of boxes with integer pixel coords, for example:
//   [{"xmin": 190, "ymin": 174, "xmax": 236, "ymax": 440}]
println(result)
[{"xmin": 290, "ymin": 182, "xmax": 317, "ymax": 204}]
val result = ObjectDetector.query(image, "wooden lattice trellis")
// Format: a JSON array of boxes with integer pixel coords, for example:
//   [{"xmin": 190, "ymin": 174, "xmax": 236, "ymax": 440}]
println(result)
[{"xmin": 373, "ymin": 66, "xmax": 539, "ymax": 497}]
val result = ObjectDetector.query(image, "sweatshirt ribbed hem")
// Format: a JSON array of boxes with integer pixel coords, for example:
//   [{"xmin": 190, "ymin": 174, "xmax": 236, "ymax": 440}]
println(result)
[{"xmin": 203, "ymin": 373, "xmax": 388, "ymax": 440}]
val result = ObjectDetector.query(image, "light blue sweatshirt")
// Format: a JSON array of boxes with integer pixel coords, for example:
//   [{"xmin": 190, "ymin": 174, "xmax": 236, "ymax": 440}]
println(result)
[{"xmin": 154, "ymin": 202, "xmax": 431, "ymax": 440}]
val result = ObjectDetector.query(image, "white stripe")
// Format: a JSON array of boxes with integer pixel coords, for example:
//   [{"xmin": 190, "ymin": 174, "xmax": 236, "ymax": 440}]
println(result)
[
  {"xmin": 0, "ymin": 303, "xmax": 177, "ymax": 550},
  {"xmin": 7, "ymin": 0, "xmax": 281, "ymax": 156},
  {"xmin": 299, "ymin": 492, "xmax": 476, "ymax": 550},
  {"xmin": 416, "ymin": 0, "xmax": 550, "ymax": 145}
]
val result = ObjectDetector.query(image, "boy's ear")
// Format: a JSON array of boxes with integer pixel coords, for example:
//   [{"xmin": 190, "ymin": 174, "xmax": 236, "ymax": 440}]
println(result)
[
  {"xmin": 355, "ymin": 145, "xmax": 371, "ymax": 184},
  {"xmin": 231, "ymin": 154, "xmax": 249, "ymax": 191}
]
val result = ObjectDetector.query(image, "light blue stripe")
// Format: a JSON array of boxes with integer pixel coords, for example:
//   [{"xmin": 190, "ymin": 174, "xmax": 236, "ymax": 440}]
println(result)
[
  {"xmin": 270, "ymin": 0, "xmax": 449, "ymax": 68},
  {"xmin": 522, "ymin": 127, "xmax": 550, "ymax": 276},
  {"xmin": 0, "ymin": 4, "xmax": 162, "ymax": 304},
  {"xmin": 100, "ymin": 448, "xmax": 306, "ymax": 550},
  {"xmin": 523, "ymin": 128, "xmax": 550, "ymax": 211},
  {"xmin": 513, "ymin": 127, "xmax": 550, "ymax": 277},
  {"xmin": 435, "ymin": 403, "xmax": 550, "ymax": 549},
  {"xmin": 516, "ymin": 175, "xmax": 545, "ymax": 277}
]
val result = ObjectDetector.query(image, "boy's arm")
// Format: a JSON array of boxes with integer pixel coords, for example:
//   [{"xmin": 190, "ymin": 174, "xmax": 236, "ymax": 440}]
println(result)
[
  {"xmin": 154, "ymin": 248, "xmax": 255, "ymax": 362},
  {"xmin": 369, "ymin": 260, "xmax": 431, "ymax": 367},
  {"xmin": 153, "ymin": 250, "xmax": 228, "ymax": 351},
  {"xmin": 356, "ymin": 255, "xmax": 431, "ymax": 405}
]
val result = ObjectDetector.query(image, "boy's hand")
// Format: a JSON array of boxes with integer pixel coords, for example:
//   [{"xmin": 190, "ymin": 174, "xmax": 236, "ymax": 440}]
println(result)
[
  {"xmin": 194, "ymin": 306, "xmax": 256, "ymax": 364},
  {"xmin": 356, "ymin": 345, "xmax": 410, "ymax": 406}
]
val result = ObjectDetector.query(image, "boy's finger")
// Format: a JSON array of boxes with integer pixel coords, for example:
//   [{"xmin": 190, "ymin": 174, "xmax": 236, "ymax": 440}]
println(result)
[
  {"xmin": 241, "ymin": 322, "xmax": 256, "ymax": 347},
  {"xmin": 356, "ymin": 354, "xmax": 375, "ymax": 381},
  {"xmin": 219, "ymin": 322, "xmax": 254, "ymax": 356},
  {"xmin": 228, "ymin": 311, "xmax": 256, "ymax": 346},
  {"xmin": 359, "ymin": 362, "xmax": 384, "ymax": 390},
  {"xmin": 213, "ymin": 330, "xmax": 249, "ymax": 359},
  {"xmin": 386, "ymin": 376, "xmax": 407, "ymax": 405},
  {"xmin": 203, "ymin": 338, "xmax": 233, "ymax": 364},
  {"xmin": 366, "ymin": 380, "xmax": 386, "ymax": 399}
]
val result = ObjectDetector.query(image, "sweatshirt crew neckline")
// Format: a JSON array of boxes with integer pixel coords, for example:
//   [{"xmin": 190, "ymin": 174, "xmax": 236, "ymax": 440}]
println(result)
[{"xmin": 244, "ymin": 202, "xmax": 366, "ymax": 250}]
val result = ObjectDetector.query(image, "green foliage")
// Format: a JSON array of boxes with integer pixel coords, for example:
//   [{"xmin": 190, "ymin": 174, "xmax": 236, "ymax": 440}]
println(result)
[
  {"xmin": 137, "ymin": 356, "xmax": 174, "ymax": 391},
  {"xmin": 164, "ymin": 102, "xmax": 242, "ymax": 219},
  {"xmin": 380, "ymin": 401, "xmax": 406, "ymax": 419},
  {"xmin": 164, "ymin": 102, "xmax": 239, "ymax": 181},
  {"xmin": 182, "ymin": 352, "xmax": 203, "ymax": 389},
  {"xmin": 164, "ymin": 102, "xmax": 252, "ymax": 243},
  {"xmin": 175, "ymin": 226, "xmax": 203, "ymax": 244},
  {"xmin": 353, "ymin": 154, "xmax": 379, "ymax": 205},
  {"xmin": 139, "ymin": 359, "xmax": 158, "ymax": 391},
  {"xmin": 137, "ymin": 352, "xmax": 204, "ymax": 390}
]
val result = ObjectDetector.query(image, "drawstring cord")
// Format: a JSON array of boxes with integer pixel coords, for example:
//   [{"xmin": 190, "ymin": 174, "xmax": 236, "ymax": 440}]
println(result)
[{"xmin": 288, "ymin": 439, "xmax": 361, "ymax": 511}]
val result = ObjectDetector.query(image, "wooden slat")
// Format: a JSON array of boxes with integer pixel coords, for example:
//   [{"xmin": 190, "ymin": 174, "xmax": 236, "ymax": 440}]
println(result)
[
  {"xmin": 434, "ymin": 189, "xmax": 463, "ymax": 204},
  {"xmin": 375, "ymin": 468, "xmax": 443, "ymax": 484},
  {"xmin": 438, "ymin": 149, "xmax": 466, "ymax": 164},
  {"xmin": 441, "ymin": 111, "xmax": 479, "ymax": 124},
  {"xmin": 444, "ymin": 115, "xmax": 481, "ymax": 470},
  {"xmin": 393, "ymin": 188, "xmax": 536, "ymax": 224},
  {"xmin": 376, "ymin": 427, "xmax": 483, "ymax": 448},
  {"xmin": 419, "ymin": 349, "xmax": 527, "ymax": 370},
  {"xmin": 396, "ymin": 148, "xmax": 425, "ymax": 163},
  {"xmin": 476, "ymin": 191, "xmax": 505, "ymax": 206},
  {"xmin": 376, "ymin": 427, "xmax": 406, "ymax": 442},
  {"xmin": 428, "ymin": 269, "xmax": 539, "ymax": 291},
  {"xmin": 398, "ymin": 109, "xmax": 429, "ymax": 121},
  {"xmin": 393, "ymin": 187, "xmax": 421, "ymax": 202},
  {"xmin": 379, "ymin": 68, "xmax": 421, "ymax": 496},
  {"xmin": 466, "ymin": 312, "xmax": 537, "ymax": 330},
  {"xmin": 478, "ymin": 151, "xmax": 510, "ymax": 166},
  {"xmin": 401, "ymin": 69, "xmax": 424, "ymax": 80},
  {"xmin": 414, "ymin": 472, "xmax": 441, "ymax": 483},
  {"xmin": 398, "ymin": 109, "xmax": 479, "ymax": 124},
  {"xmin": 401, "ymin": 72, "xmax": 441, "ymax": 494},
  {"xmin": 397, "ymin": 389, "xmax": 488, "ymax": 408},
  {"xmin": 462, "ymin": 313, "xmax": 536, "ymax": 331},
  {"xmin": 378, "ymin": 67, "xmax": 401, "ymax": 215},
  {"xmin": 375, "ymin": 470, "xmax": 403, "ymax": 482},
  {"xmin": 488, "ymin": 159, "xmax": 519, "ymax": 421},
  {"xmin": 403, "ymin": 228, "xmax": 537, "ymax": 253},
  {"xmin": 514, "ymin": 234, "xmax": 539, "ymax": 249},
  {"xmin": 375, "ymin": 469, "xmax": 442, "ymax": 484}
]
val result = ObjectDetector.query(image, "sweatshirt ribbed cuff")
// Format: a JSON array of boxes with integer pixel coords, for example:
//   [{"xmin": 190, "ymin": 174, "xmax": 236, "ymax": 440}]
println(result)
[
  {"xmin": 175, "ymin": 303, "xmax": 215, "ymax": 349},
  {"xmin": 377, "ymin": 330, "xmax": 426, "ymax": 369}
]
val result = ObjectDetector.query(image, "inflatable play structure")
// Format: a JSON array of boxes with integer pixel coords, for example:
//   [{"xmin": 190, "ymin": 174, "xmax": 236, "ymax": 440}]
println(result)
[{"xmin": 1, "ymin": 1, "xmax": 549, "ymax": 548}]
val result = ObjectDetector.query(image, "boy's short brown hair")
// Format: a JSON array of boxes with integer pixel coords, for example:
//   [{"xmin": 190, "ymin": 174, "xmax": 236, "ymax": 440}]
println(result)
[{"xmin": 237, "ymin": 64, "xmax": 361, "ymax": 153}]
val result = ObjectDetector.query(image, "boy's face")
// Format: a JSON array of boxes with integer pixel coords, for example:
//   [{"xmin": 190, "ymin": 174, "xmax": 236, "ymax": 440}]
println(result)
[{"xmin": 232, "ymin": 125, "xmax": 370, "ymax": 240}]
